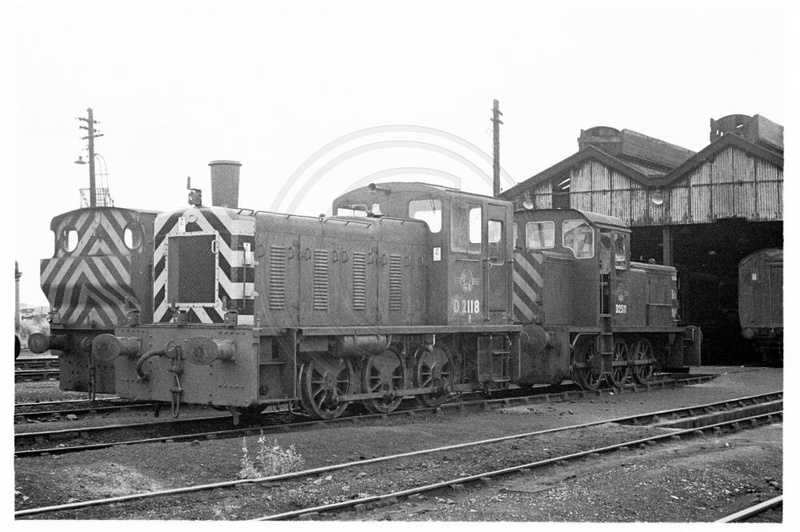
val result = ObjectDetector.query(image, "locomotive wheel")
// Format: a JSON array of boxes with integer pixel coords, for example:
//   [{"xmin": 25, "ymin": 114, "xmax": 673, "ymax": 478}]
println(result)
[
  {"xmin": 298, "ymin": 356, "xmax": 354, "ymax": 420},
  {"xmin": 361, "ymin": 347, "xmax": 407, "ymax": 414},
  {"xmin": 413, "ymin": 345, "xmax": 455, "ymax": 408},
  {"xmin": 571, "ymin": 337, "xmax": 602, "ymax": 391},
  {"xmin": 631, "ymin": 337, "xmax": 655, "ymax": 384},
  {"xmin": 606, "ymin": 338, "xmax": 631, "ymax": 387}
]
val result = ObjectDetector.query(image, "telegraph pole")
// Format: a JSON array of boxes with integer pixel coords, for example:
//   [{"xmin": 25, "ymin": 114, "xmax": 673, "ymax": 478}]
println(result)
[
  {"xmin": 78, "ymin": 108, "xmax": 103, "ymax": 207},
  {"xmin": 15, "ymin": 261, "xmax": 21, "ymax": 333},
  {"xmin": 491, "ymin": 99, "xmax": 503, "ymax": 197}
]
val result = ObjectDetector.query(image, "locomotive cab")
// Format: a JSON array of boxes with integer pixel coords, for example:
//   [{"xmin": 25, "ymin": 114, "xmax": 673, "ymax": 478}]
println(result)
[
  {"xmin": 512, "ymin": 207, "xmax": 688, "ymax": 389},
  {"xmin": 33, "ymin": 206, "xmax": 158, "ymax": 395},
  {"xmin": 333, "ymin": 182, "xmax": 515, "ymax": 326},
  {"xmin": 513, "ymin": 208, "xmax": 633, "ymax": 328}
]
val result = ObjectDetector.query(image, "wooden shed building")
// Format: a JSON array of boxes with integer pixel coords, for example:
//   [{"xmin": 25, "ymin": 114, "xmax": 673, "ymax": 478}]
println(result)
[{"xmin": 501, "ymin": 114, "xmax": 783, "ymax": 362}]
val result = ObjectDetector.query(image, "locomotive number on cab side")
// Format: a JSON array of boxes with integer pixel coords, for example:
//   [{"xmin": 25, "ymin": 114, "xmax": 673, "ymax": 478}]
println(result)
[{"xmin": 453, "ymin": 298, "xmax": 480, "ymax": 315}]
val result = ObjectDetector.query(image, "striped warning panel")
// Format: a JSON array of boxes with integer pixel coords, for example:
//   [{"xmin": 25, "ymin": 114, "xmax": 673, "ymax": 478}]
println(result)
[
  {"xmin": 41, "ymin": 256, "xmax": 136, "ymax": 326},
  {"xmin": 153, "ymin": 206, "xmax": 255, "ymax": 324},
  {"xmin": 51, "ymin": 208, "xmax": 139, "ymax": 257},
  {"xmin": 671, "ymin": 274, "xmax": 679, "ymax": 320},
  {"xmin": 512, "ymin": 250, "xmax": 544, "ymax": 323},
  {"xmin": 40, "ymin": 208, "xmax": 142, "ymax": 327}
]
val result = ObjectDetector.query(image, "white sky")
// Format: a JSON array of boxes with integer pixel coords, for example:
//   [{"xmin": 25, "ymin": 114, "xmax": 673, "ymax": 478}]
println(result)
[{"xmin": 6, "ymin": 0, "xmax": 791, "ymax": 308}]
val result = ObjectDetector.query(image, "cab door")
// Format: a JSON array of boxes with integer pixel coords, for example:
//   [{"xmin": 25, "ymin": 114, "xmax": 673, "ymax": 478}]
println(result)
[
  {"xmin": 448, "ymin": 201, "xmax": 484, "ymax": 324},
  {"xmin": 486, "ymin": 203, "xmax": 509, "ymax": 321}
]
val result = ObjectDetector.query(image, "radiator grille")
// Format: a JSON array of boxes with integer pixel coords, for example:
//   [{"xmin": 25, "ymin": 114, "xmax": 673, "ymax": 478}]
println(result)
[
  {"xmin": 268, "ymin": 245, "xmax": 286, "ymax": 310},
  {"xmin": 313, "ymin": 250, "xmax": 329, "ymax": 311},
  {"xmin": 167, "ymin": 234, "xmax": 216, "ymax": 304},
  {"xmin": 352, "ymin": 252, "xmax": 367, "ymax": 310},
  {"xmin": 389, "ymin": 254, "xmax": 402, "ymax": 312}
]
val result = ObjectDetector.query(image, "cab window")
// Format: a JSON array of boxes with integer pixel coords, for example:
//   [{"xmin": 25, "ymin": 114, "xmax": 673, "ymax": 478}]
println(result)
[
  {"xmin": 488, "ymin": 220, "xmax": 503, "ymax": 262},
  {"xmin": 614, "ymin": 232, "xmax": 629, "ymax": 270},
  {"xmin": 563, "ymin": 219, "xmax": 594, "ymax": 258},
  {"xmin": 124, "ymin": 223, "xmax": 144, "ymax": 251},
  {"xmin": 408, "ymin": 199, "xmax": 442, "ymax": 233},
  {"xmin": 451, "ymin": 203, "xmax": 482, "ymax": 254},
  {"xmin": 336, "ymin": 205, "xmax": 369, "ymax": 217},
  {"xmin": 62, "ymin": 228, "xmax": 79, "ymax": 253},
  {"xmin": 526, "ymin": 221, "xmax": 555, "ymax": 250}
]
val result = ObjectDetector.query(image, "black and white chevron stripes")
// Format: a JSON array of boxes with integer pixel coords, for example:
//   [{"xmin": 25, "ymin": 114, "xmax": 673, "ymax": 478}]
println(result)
[
  {"xmin": 512, "ymin": 250, "xmax": 544, "ymax": 323},
  {"xmin": 153, "ymin": 206, "xmax": 255, "ymax": 324},
  {"xmin": 40, "ymin": 209, "xmax": 141, "ymax": 327}
]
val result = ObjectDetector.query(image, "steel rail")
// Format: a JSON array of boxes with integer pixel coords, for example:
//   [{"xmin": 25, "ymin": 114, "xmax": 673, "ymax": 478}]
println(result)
[
  {"xmin": 13, "ymin": 373, "xmax": 720, "ymax": 457},
  {"xmin": 14, "ymin": 391, "xmax": 781, "ymax": 518},
  {"xmin": 15, "ymin": 402, "xmax": 157, "ymax": 422},
  {"xmin": 253, "ymin": 409, "xmax": 784, "ymax": 521},
  {"xmin": 14, "ymin": 414, "xmax": 237, "ymax": 453},
  {"xmin": 714, "ymin": 495, "xmax": 783, "ymax": 523},
  {"xmin": 15, "ymin": 358, "xmax": 59, "ymax": 371},
  {"xmin": 15, "ymin": 369, "xmax": 60, "ymax": 382},
  {"xmin": 15, "ymin": 397, "xmax": 122, "ymax": 409}
]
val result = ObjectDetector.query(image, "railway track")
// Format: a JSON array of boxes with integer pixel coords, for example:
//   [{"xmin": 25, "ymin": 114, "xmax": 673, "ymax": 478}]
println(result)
[
  {"xmin": 15, "ymin": 355, "xmax": 59, "ymax": 382},
  {"xmin": 16, "ymin": 355, "xmax": 59, "ymax": 370},
  {"xmin": 255, "ymin": 392, "xmax": 784, "ymax": 521},
  {"xmin": 15, "ymin": 399, "xmax": 158, "ymax": 423},
  {"xmin": 715, "ymin": 496, "xmax": 783, "ymax": 523},
  {"xmin": 15, "ymin": 368, "xmax": 60, "ymax": 383},
  {"xmin": 14, "ymin": 373, "xmax": 718, "ymax": 457},
  {"xmin": 14, "ymin": 390, "xmax": 782, "ymax": 519}
]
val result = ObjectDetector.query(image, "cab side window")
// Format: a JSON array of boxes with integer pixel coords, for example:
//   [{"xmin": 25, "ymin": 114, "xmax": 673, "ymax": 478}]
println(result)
[
  {"xmin": 526, "ymin": 221, "xmax": 555, "ymax": 250},
  {"xmin": 451, "ymin": 203, "xmax": 482, "ymax": 254},
  {"xmin": 488, "ymin": 220, "xmax": 503, "ymax": 262},
  {"xmin": 614, "ymin": 232, "xmax": 629, "ymax": 270},
  {"xmin": 563, "ymin": 219, "xmax": 594, "ymax": 258},
  {"xmin": 408, "ymin": 199, "xmax": 442, "ymax": 233}
]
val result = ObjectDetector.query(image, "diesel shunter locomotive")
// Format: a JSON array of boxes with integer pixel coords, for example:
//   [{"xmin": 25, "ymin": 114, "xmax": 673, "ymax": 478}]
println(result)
[{"xmin": 91, "ymin": 163, "xmax": 699, "ymax": 419}]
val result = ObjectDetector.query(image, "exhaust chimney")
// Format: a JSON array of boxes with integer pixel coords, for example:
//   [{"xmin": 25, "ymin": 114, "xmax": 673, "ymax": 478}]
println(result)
[{"xmin": 209, "ymin": 160, "xmax": 242, "ymax": 208}]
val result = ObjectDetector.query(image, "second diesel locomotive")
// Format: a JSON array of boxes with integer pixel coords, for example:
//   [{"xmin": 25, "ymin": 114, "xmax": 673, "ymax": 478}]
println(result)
[{"xmin": 91, "ymin": 168, "xmax": 700, "ymax": 419}]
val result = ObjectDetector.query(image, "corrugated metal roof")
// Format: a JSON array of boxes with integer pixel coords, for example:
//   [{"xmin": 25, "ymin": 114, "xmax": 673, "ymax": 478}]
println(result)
[{"xmin": 616, "ymin": 159, "xmax": 668, "ymax": 179}]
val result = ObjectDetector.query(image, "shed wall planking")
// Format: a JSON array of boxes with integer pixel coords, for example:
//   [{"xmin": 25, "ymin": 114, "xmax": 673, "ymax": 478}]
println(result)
[
  {"xmin": 712, "ymin": 148, "xmax": 734, "ymax": 184},
  {"xmin": 512, "ymin": 145, "xmax": 781, "ymax": 226},
  {"xmin": 712, "ymin": 183, "xmax": 735, "ymax": 218},
  {"xmin": 737, "ymin": 181, "xmax": 758, "ymax": 220},
  {"xmin": 571, "ymin": 163, "xmax": 591, "ymax": 192},
  {"xmin": 691, "ymin": 183, "xmax": 712, "ymax": 223},
  {"xmin": 668, "ymin": 186, "xmax": 690, "ymax": 224},
  {"xmin": 611, "ymin": 187, "xmax": 631, "ymax": 222},
  {"xmin": 534, "ymin": 180, "xmax": 552, "ymax": 209},
  {"xmin": 572, "ymin": 191, "xmax": 592, "ymax": 212},
  {"xmin": 630, "ymin": 188, "xmax": 649, "ymax": 225},
  {"xmin": 756, "ymin": 180, "xmax": 781, "ymax": 220}
]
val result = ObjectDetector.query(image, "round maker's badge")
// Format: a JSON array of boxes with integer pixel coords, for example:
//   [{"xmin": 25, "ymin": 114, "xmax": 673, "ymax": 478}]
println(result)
[{"xmin": 460, "ymin": 269, "xmax": 475, "ymax": 293}]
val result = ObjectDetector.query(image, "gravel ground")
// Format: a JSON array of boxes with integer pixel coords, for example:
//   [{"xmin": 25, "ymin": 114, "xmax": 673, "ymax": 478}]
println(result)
[
  {"xmin": 336, "ymin": 423, "xmax": 783, "ymax": 522},
  {"xmin": 13, "ymin": 366, "xmax": 784, "ymax": 522}
]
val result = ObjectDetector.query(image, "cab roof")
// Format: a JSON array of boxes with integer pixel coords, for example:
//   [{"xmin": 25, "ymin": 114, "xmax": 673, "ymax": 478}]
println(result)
[
  {"xmin": 515, "ymin": 207, "xmax": 630, "ymax": 233},
  {"xmin": 334, "ymin": 182, "xmax": 509, "ymax": 204}
]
